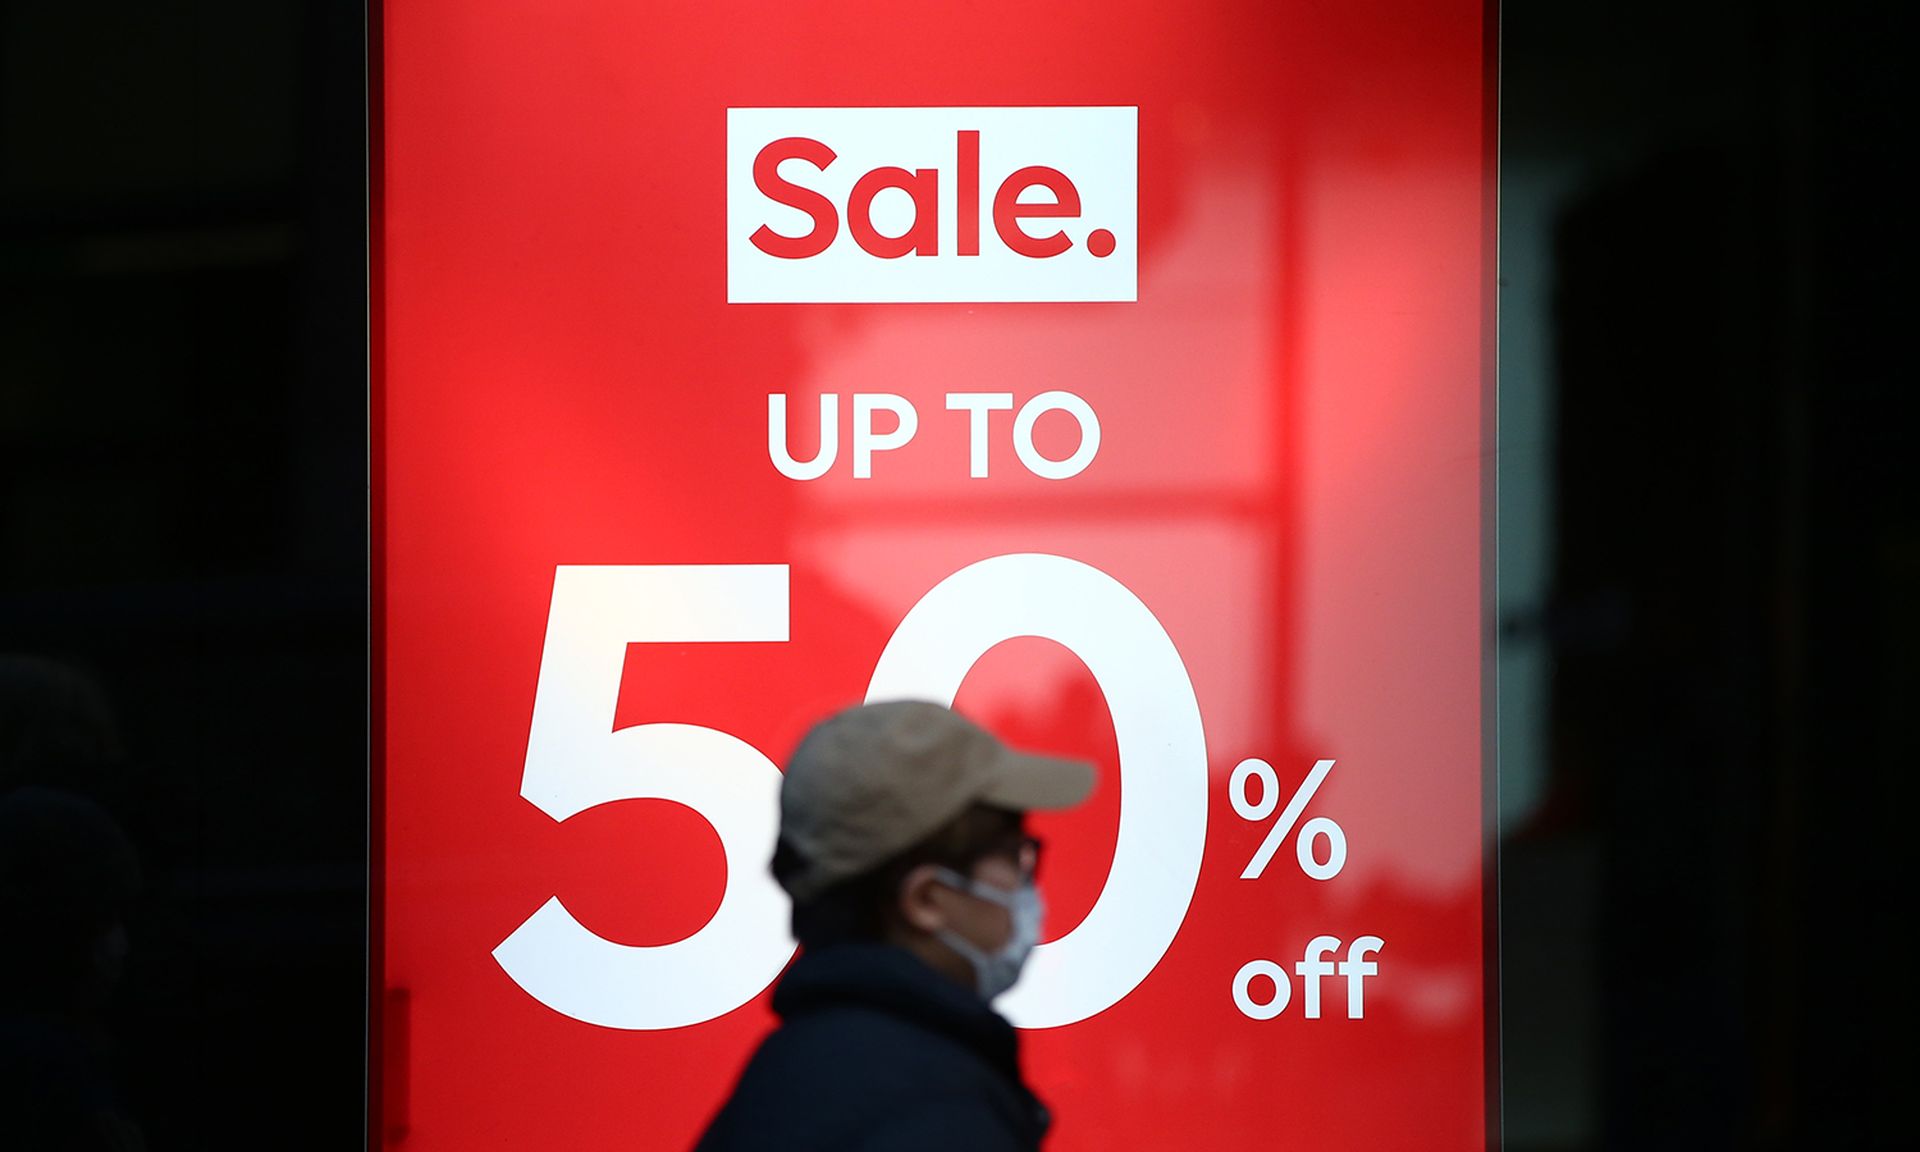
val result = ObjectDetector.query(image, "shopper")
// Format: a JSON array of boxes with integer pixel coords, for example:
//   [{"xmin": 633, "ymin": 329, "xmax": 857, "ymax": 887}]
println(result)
[{"xmin": 694, "ymin": 699, "xmax": 1092, "ymax": 1152}]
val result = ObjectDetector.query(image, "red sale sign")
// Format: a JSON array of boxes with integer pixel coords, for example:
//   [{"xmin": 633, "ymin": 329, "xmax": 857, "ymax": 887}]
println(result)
[{"xmin": 375, "ymin": 2, "xmax": 1494, "ymax": 1148}]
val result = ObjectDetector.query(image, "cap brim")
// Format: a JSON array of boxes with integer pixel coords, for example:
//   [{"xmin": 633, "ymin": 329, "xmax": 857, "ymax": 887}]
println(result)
[{"xmin": 979, "ymin": 751, "xmax": 1096, "ymax": 811}]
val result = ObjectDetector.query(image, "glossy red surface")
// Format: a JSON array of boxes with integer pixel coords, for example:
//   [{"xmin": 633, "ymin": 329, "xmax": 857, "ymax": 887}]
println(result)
[{"xmin": 378, "ymin": 1, "xmax": 1491, "ymax": 1146}]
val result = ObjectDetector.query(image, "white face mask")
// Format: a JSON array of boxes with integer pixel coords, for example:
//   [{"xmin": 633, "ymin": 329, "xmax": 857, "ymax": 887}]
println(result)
[{"xmin": 929, "ymin": 866, "xmax": 1044, "ymax": 1002}]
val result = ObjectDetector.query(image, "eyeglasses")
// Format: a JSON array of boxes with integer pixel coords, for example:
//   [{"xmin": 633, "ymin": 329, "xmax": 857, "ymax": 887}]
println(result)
[{"xmin": 983, "ymin": 833, "xmax": 1043, "ymax": 884}]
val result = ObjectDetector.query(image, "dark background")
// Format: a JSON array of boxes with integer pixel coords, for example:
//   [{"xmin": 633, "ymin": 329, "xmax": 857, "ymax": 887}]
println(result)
[
  {"xmin": 0, "ymin": 1, "xmax": 1907, "ymax": 1149},
  {"xmin": 2, "ymin": 2, "xmax": 367, "ymax": 1149}
]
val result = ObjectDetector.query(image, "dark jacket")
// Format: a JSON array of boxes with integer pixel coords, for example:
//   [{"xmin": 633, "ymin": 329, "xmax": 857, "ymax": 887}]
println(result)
[{"xmin": 694, "ymin": 944, "xmax": 1050, "ymax": 1152}]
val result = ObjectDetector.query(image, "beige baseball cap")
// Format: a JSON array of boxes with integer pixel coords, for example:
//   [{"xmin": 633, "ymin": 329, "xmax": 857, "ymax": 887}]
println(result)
[{"xmin": 774, "ymin": 699, "xmax": 1095, "ymax": 902}]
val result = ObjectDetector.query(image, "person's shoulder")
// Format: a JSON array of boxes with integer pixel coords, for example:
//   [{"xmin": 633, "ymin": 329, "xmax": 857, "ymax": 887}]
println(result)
[
  {"xmin": 699, "ymin": 1072, "xmax": 1034, "ymax": 1152},
  {"xmin": 696, "ymin": 947, "xmax": 1040, "ymax": 1151},
  {"xmin": 845, "ymin": 1090, "xmax": 1037, "ymax": 1152},
  {"xmin": 692, "ymin": 1008, "xmax": 943, "ymax": 1148},
  {"xmin": 695, "ymin": 1004, "xmax": 1016, "ymax": 1152},
  {"xmin": 764, "ymin": 998, "xmax": 985, "ymax": 1081}
]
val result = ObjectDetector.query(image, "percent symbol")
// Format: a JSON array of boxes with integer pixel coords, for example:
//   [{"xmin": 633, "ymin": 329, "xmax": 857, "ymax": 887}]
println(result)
[{"xmin": 1230, "ymin": 758, "xmax": 1346, "ymax": 880}]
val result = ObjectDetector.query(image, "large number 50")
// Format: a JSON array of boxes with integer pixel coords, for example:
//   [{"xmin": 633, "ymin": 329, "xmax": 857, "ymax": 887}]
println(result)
[{"xmin": 493, "ymin": 554, "xmax": 1208, "ymax": 1030}]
